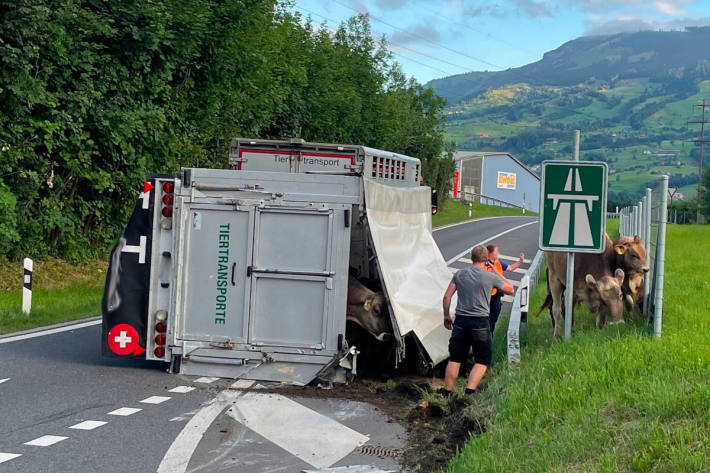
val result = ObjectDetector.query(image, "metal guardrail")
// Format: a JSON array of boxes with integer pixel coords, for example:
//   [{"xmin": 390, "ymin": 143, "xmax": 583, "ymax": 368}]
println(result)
[
  {"xmin": 461, "ymin": 192, "xmax": 528, "ymax": 211},
  {"xmin": 507, "ymin": 250, "xmax": 545, "ymax": 367},
  {"xmin": 618, "ymin": 175, "xmax": 668, "ymax": 337}
]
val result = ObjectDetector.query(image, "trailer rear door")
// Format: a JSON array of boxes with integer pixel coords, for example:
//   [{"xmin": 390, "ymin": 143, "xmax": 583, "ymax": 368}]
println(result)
[
  {"xmin": 248, "ymin": 208, "xmax": 335, "ymax": 349},
  {"xmin": 178, "ymin": 204, "xmax": 253, "ymax": 344}
]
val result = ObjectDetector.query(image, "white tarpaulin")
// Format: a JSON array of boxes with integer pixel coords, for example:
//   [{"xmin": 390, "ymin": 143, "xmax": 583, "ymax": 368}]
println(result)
[{"xmin": 364, "ymin": 179, "xmax": 454, "ymax": 364}]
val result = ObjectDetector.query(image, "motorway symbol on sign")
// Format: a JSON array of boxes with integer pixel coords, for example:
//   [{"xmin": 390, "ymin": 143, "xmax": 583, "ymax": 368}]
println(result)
[{"xmin": 539, "ymin": 161, "xmax": 608, "ymax": 253}]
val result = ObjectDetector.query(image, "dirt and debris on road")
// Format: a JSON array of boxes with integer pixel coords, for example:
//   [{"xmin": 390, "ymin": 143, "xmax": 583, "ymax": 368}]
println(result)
[{"xmin": 241, "ymin": 376, "xmax": 493, "ymax": 472}]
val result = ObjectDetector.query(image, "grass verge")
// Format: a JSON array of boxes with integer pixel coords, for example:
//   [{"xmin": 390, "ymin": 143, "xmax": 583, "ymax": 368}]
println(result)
[
  {"xmin": 433, "ymin": 198, "xmax": 535, "ymax": 228},
  {"xmin": 443, "ymin": 224, "xmax": 710, "ymax": 473},
  {"xmin": 0, "ymin": 257, "xmax": 106, "ymax": 335}
]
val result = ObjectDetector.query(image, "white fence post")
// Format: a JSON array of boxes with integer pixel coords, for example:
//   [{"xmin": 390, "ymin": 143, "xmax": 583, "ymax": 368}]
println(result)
[
  {"xmin": 22, "ymin": 257, "xmax": 33, "ymax": 314},
  {"xmin": 653, "ymin": 176, "xmax": 669, "ymax": 338}
]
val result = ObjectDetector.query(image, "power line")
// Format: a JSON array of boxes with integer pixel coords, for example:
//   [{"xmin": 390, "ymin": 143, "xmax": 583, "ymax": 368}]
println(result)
[
  {"xmin": 293, "ymin": 4, "xmax": 463, "ymax": 76},
  {"xmin": 417, "ymin": 3, "xmax": 535, "ymax": 57},
  {"xmin": 331, "ymin": 0, "xmax": 503, "ymax": 70},
  {"xmin": 688, "ymin": 98, "xmax": 709, "ymax": 222}
]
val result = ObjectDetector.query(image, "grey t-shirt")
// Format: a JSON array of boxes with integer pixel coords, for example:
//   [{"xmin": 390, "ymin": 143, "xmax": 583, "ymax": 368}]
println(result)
[{"xmin": 452, "ymin": 266, "xmax": 504, "ymax": 318}]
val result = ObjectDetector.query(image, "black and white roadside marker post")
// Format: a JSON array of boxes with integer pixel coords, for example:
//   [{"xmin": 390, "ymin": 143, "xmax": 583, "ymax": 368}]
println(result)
[{"xmin": 22, "ymin": 257, "xmax": 32, "ymax": 314}]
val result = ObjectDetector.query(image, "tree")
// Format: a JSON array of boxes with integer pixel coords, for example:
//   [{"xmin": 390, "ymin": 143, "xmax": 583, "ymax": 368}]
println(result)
[{"xmin": 701, "ymin": 166, "xmax": 710, "ymax": 220}]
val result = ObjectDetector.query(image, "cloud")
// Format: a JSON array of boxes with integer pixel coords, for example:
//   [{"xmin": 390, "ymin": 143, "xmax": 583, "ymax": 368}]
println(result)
[
  {"xmin": 388, "ymin": 23, "xmax": 442, "ymax": 44},
  {"xmin": 374, "ymin": 0, "xmax": 408, "ymax": 9},
  {"xmin": 512, "ymin": 0, "xmax": 554, "ymax": 18},
  {"xmin": 566, "ymin": 0, "xmax": 695, "ymax": 16},
  {"xmin": 585, "ymin": 14, "xmax": 710, "ymax": 34}
]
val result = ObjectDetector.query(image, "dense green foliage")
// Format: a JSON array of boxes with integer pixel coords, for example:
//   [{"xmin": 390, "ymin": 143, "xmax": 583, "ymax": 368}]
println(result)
[
  {"xmin": 702, "ymin": 166, "xmax": 710, "ymax": 219},
  {"xmin": 427, "ymin": 28, "xmax": 710, "ymax": 205},
  {"xmin": 0, "ymin": 0, "xmax": 452, "ymax": 260}
]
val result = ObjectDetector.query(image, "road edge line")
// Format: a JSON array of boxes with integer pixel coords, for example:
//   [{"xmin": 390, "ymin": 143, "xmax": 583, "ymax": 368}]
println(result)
[
  {"xmin": 0, "ymin": 317, "xmax": 102, "ymax": 344},
  {"xmin": 445, "ymin": 220, "xmax": 538, "ymax": 265},
  {"xmin": 433, "ymin": 215, "xmax": 532, "ymax": 232}
]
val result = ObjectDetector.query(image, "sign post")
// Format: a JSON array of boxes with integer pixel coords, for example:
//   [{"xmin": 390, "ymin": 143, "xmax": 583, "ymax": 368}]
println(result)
[{"xmin": 539, "ymin": 145, "xmax": 608, "ymax": 339}]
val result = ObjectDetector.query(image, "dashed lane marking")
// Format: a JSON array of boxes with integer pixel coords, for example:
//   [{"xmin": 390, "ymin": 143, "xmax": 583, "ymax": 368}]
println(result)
[
  {"xmin": 140, "ymin": 396, "xmax": 171, "ymax": 405},
  {"xmin": 108, "ymin": 407, "xmax": 142, "ymax": 416},
  {"xmin": 24, "ymin": 435, "xmax": 68, "ymax": 447},
  {"xmin": 0, "ymin": 453, "xmax": 21, "ymax": 464},
  {"xmin": 499, "ymin": 254, "xmax": 532, "ymax": 264},
  {"xmin": 445, "ymin": 221, "xmax": 538, "ymax": 266},
  {"xmin": 194, "ymin": 376, "xmax": 219, "ymax": 384},
  {"xmin": 0, "ymin": 378, "xmax": 9, "ymax": 384},
  {"xmin": 169, "ymin": 386, "xmax": 196, "ymax": 393},
  {"xmin": 69, "ymin": 420, "xmax": 107, "ymax": 431},
  {"xmin": 227, "ymin": 392, "xmax": 369, "ymax": 469}
]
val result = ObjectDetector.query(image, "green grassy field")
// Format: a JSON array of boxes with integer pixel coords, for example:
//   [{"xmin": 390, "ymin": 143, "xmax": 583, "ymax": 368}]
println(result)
[
  {"xmin": 444, "ymin": 224, "xmax": 710, "ymax": 473},
  {"xmin": 0, "ymin": 258, "xmax": 105, "ymax": 334},
  {"xmin": 433, "ymin": 198, "xmax": 534, "ymax": 228}
]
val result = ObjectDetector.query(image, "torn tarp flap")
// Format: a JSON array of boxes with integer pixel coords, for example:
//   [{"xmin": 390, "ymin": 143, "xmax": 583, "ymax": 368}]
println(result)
[{"xmin": 363, "ymin": 179, "xmax": 454, "ymax": 365}]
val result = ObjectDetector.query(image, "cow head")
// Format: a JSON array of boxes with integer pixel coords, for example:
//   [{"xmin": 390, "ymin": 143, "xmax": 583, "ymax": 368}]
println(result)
[
  {"xmin": 585, "ymin": 269, "xmax": 625, "ymax": 326},
  {"xmin": 614, "ymin": 236, "xmax": 649, "ymax": 274},
  {"xmin": 346, "ymin": 292, "xmax": 392, "ymax": 342}
]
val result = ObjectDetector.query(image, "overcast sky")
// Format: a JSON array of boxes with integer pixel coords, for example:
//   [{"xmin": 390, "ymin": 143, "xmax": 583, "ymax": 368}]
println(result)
[{"xmin": 292, "ymin": 0, "xmax": 710, "ymax": 83}]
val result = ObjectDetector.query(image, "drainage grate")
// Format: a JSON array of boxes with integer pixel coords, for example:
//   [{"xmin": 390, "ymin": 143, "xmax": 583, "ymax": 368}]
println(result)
[{"xmin": 357, "ymin": 445, "xmax": 403, "ymax": 458}]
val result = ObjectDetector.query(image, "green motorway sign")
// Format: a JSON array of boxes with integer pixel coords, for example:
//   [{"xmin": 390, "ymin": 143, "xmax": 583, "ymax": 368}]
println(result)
[{"xmin": 539, "ymin": 161, "xmax": 608, "ymax": 253}]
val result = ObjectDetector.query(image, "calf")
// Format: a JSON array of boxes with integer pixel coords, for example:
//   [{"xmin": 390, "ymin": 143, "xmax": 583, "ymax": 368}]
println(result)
[
  {"xmin": 346, "ymin": 276, "xmax": 392, "ymax": 342},
  {"xmin": 543, "ymin": 234, "xmax": 625, "ymax": 338},
  {"xmin": 612, "ymin": 235, "xmax": 649, "ymax": 313}
]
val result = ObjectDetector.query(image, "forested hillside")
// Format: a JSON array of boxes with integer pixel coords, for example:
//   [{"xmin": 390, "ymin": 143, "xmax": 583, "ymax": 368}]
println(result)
[
  {"xmin": 428, "ymin": 28, "xmax": 710, "ymax": 206},
  {"xmin": 0, "ymin": 0, "xmax": 453, "ymax": 261}
]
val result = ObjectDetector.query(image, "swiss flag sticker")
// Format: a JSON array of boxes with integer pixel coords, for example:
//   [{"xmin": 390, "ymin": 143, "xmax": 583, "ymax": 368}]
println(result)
[{"xmin": 107, "ymin": 324, "xmax": 145, "ymax": 357}]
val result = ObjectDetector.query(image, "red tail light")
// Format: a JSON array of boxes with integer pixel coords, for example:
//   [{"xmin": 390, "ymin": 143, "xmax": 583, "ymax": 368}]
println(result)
[
  {"xmin": 162, "ymin": 194, "xmax": 174, "ymax": 206},
  {"xmin": 155, "ymin": 322, "xmax": 166, "ymax": 333},
  {"xmin": 155, "ymin": 334, "xmax": 166, "ymax": 346},
  {"xmin": 162, "ymin": 182, "xmax": 174, "ymax": 193},
  {"xmin": 161, "ymin": 206, "xmax": 173, "ymax": 218},
  {"xmin": 154, "ymin": 346, "xmax": 165, "ymax": 358}
]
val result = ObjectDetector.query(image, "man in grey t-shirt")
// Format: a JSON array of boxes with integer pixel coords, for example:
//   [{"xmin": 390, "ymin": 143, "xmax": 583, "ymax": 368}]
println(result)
[{"xmin": 440, "ymin": 245, "xmax": 513, "ymax": 397}]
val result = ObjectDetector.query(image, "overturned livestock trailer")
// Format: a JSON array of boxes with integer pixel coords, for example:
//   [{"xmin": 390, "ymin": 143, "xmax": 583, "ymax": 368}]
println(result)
[{"xmin": 102, "ymin": 138, "xmax": 452, "ymax": 384}]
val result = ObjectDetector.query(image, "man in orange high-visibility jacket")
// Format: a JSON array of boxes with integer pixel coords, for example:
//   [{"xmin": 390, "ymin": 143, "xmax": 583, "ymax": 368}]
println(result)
[{"xmin": 486, "ymin": 244, "xmax": 524, "ymax": 331}]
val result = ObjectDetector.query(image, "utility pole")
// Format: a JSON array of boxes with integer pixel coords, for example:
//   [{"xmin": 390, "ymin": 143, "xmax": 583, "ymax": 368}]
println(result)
[{"xmin": 689, "ymin": 99, "xmax": 709, "ymax": 222}]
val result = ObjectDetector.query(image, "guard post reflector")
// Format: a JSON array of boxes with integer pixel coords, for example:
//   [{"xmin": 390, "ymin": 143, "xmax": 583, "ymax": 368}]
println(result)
[{"xmin": 22, "ymin": 257, "xmax": 33, "ymax": 314}]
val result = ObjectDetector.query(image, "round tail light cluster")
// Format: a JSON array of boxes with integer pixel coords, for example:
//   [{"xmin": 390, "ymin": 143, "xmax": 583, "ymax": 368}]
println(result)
[
  {"xmin": 154, "ymin": 310, "xmax": 167, "ymax": 358},
  {"xmin": 161, "ymin": 181, "xmax": 174, "ymax": 228}
]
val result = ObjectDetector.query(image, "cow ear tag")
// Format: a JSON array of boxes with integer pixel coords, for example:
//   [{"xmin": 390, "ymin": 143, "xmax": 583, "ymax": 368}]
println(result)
[
  {"xmin": 364, "ymin": 299, "xmax": 372, "ymax": 311},
  {"xmin": 615, "ymin": 246, "xmax": 625, "ymax": 255}
]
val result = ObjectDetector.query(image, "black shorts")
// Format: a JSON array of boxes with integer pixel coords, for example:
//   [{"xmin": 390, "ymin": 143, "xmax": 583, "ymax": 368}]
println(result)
[{"xmin": 448, "ymin": 317, "xmax": 492, "ymax": 366}]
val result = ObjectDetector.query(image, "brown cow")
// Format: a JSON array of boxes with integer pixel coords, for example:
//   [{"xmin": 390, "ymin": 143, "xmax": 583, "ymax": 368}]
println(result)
[
  {"xmin": 543, "ymin": 234, "xmax": 625, "ymax": 338},
  {"xmin": 346, "ymin": 276, "xmax": 392, "ymax": 341},
  {"xmin": 612, "ymin": 235, "xmax": 649, "ymax": 313}
]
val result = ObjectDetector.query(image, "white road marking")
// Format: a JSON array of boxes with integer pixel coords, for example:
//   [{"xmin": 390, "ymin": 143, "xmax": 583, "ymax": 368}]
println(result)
[
  {"xmin": 25, "ymin": 435, "xmax": 68, "ymax": 447},
  {"xmin": 169, "ymin": 386, "xmax": 195, "ymax": 394},
  {"xmin": 509, "ymin": 279, "xmax": 520, "ymax": 286},
  {"xmin": 513, "ymin": 267, "xmax": 527, "ymax": 274},
  {"xmin": 227, "ymin": 392, "xmax": 369, "ymax": 469},
  {"xmin": 194, "ymin": 376, "xmax": 219, "ymax": 384},
  {"xmin": 432, "ymin": 216, "xmax": 534, "ymax": 232},
  {"xmin": 140, "ymin": 396, "xmax": 171, "ymax": 405},
  {"xmin": 108, "ymin": 407, "xmax": 142, "ymax": 416},
  {"xmin": 0, "ymin": 319, "xmax": 101, "ymax": 344},
  {"xmin": 231, "ymin": 379, "xmax": 254, "ymax": 389},
  {"xmin": 157, "ymin": 389, "xmax": 248, "ymax": 473},
  {"xmin": 0, "ymin": 378, "xmax": 9, "ymax": 384},
  {"xmin": 502, "ymin": 295, "xmax": 514, "ymax": 303},
  {"xmin": 445, "ymin": 221, "xmax": 538, "ymax": 265},
  {"xmin": 69, "ymin": 420, "xmax": 107, "ymax": 430},
  {"xmin": 0, "ymin": 453, "xmax": 21, "ymax": 464},
  {"xmin": 499, "ymin": 254, "xmax": 532, "ymax": 264}
]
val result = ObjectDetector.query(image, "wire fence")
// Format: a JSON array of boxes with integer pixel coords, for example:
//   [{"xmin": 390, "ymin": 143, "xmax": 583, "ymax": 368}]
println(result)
[
  {"xmin": 507, "ymin": 250, "xmax": 545, "ymax": 366},
  {"xmin": 619, "ymin": 175, "xmax": 668, "ymax": 337}
]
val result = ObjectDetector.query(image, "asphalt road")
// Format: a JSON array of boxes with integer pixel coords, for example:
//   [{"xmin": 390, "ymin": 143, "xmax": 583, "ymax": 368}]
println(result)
[{"xmin": 0, "ymin": 215, "xmax": 539, "ymax": 473}]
